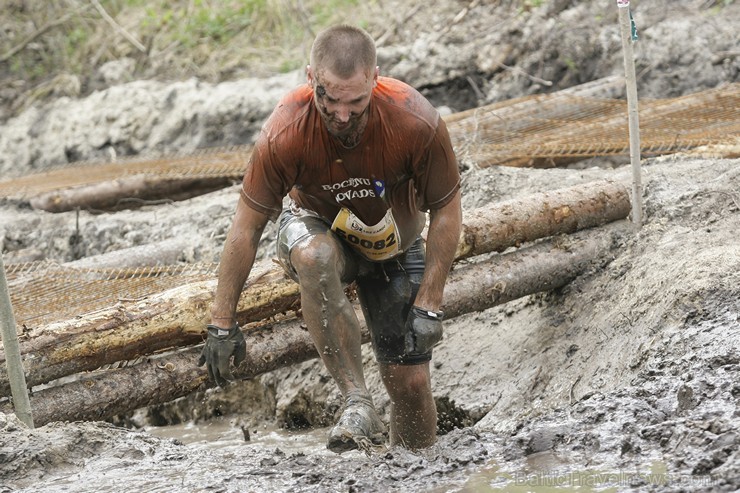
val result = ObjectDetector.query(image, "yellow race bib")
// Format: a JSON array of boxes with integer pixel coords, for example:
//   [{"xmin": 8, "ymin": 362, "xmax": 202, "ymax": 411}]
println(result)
[{"xmin": 331, "ymin": 208, "xmax": 401, "ymax": 261}]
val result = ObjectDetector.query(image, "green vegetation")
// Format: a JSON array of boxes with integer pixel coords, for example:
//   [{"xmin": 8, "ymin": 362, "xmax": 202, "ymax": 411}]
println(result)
[
  {"xmin": 709, "ymin": 0, "xmax": 736, "ymax": 13},
  {"xmin": 518, "ymin": 0, "xmax": 547, "ymax": 13},
  {"xmin": 524, "ymin": 0, "xmax": 546, "ymax": 8},
  {"xmin": 0, "ymin": 0, "xmax": 379, "ymax": 107}
]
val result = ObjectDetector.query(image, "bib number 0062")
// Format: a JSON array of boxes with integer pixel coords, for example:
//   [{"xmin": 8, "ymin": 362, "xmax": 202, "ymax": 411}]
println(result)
[{"xmin": 335, "ymin": 228, "xmax": 397, "ymax": 251}]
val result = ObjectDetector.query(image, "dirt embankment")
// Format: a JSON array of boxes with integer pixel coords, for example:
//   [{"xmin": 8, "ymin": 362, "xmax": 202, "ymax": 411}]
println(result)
[{"xmin": 1, "ymin": 1, "xmax": 739, "ymax": 492}]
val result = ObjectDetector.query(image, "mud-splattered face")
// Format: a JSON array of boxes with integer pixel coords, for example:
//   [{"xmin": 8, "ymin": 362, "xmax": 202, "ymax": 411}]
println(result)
[{"xmin": 307, "ymin": 65, "xmax": 377, "ymax": 140}]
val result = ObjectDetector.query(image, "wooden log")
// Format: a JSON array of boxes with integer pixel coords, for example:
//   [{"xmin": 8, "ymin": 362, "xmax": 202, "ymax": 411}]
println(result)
[
  {"xmin": 9, "ymin": 315, "xmax": 359, "ymax": 425},
  {"xmin": 0, "ymin": 222, "xmax": 628, "ymax": 425},
  {"xmin": 0, "ymin": 266, "xmax": 298, "ymax": 396},
  {"xmin": 455, "ymin": 179, "xmax": 629, "ymax": 259},
  {"xmin": 29, "ymin": 175, "xmax": 234, "ymax": 212},
  {"xmin": 66, "ymin": 238, "xmax": 193, "ymax": 269},
  {"xmin": 0, "ymin": 180, "xmax": 629, "ymax": 396},
  {"xmin": 444, "ymin": 222, "xmax": 622, "ymax": 318}
]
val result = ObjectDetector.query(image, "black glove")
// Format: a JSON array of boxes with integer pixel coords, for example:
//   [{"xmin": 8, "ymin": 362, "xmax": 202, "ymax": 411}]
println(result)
[
  {"xmin": 404, "ymin": 306, "xmax": 444, "ymax": 357},
  {"xmin": 198, "ymin": 324, "xmax": 247, "ymax": 387}
]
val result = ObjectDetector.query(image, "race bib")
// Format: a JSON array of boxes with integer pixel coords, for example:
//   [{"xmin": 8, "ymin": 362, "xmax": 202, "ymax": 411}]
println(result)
[{"xmin": 331, "ymin": 208, "xmax": 401, "ymax": 261}]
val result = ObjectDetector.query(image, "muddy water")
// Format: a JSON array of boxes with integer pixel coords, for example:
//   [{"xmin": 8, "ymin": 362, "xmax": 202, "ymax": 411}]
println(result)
[
  {"xmin": 454, "ymin": 458, "xmax": 675, "ymax": 492},
  {"xmin": 133, "ymin": 422, "xmax": 674, "ymax": 492},
  {"xmin": 5, "ymin": 409, "xmax": 731, "ymax": 492},
  {"xmin": 15, "ymin": 420, "xmax": 338, "ymax": 493},
  {"xmin": 146, "ymin": 418, "xmax": 333, "ymax": 456}
]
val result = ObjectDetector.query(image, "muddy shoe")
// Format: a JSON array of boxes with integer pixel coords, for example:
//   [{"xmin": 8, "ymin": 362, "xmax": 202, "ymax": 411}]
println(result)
[{"xmin": 327, "ymin": 395, "xmax": 386, "ymax": 454}]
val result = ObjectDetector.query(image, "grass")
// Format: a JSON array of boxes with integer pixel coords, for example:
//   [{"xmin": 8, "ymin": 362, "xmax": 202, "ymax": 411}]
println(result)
[{"xmin": 0, "ymin": 0, "xmax": 379, "ymax": 112}]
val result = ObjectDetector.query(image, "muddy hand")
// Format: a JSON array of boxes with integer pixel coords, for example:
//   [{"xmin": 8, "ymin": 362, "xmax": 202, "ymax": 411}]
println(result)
[
  {"xmin": 198, "ymin": 324, "xmax": 247, "ymax": 387},
  {"xmin": 404, "ymin": 306, "xmax": 444, "ymax": 356}
]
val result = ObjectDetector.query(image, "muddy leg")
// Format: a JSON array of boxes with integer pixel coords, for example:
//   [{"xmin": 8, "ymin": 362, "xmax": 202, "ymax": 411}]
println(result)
[
  {"xmin": 290, "ymin": 233, "xmax": 368, "ymax": 398},
  {"xmin": 378, "ymin": 362, "xmax": 437, "ymax": 450}
]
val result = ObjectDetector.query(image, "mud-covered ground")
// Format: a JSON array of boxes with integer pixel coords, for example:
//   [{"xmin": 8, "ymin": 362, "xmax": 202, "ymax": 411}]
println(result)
[
  {"xmin": 1, "ymin": 1, "xmax": 739, "ymax": 492},
  {"xmin": 2, "ymin": 155, "xmax": 738, "ymax": 492}
]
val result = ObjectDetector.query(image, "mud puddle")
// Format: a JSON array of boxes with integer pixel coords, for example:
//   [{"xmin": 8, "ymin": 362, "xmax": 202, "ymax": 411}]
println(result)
[
  {"xmin": 133, "ymin": 420, "xmax": 698, "ymax": 492},
  {"xmin": 145, "ymin": 418, "xmax": 333, "ymax": 457},
  {"xmin": 453, "ymin": 457, "xmax": 680, "ymax": 492}
]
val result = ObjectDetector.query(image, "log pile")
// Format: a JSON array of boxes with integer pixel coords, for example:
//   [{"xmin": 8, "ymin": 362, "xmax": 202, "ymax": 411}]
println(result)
[{"xmin": 0, "ymin": 180, "xmax": 631, "ymax": 425}]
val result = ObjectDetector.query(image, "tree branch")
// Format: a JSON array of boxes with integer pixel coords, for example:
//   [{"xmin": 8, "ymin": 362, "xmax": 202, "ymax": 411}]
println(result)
[
  {"xmin": 90, "ymin": 0, "xmax": 146, "ymax": 53},
  {"xmin": 0, "ymin": 6, "xmax": 90, "ymax": 63}
]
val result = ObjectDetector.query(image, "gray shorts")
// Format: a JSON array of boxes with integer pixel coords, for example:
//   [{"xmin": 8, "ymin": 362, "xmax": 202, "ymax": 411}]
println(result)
[{"xmin": 276, "ymin": 209, "xmax": 429, "ymax": 365}]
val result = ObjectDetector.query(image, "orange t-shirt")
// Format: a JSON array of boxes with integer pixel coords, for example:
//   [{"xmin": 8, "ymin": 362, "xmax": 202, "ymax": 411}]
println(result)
[{"xmin": 241, "ymin": 76, "xmax": 460, "ymax": 258}]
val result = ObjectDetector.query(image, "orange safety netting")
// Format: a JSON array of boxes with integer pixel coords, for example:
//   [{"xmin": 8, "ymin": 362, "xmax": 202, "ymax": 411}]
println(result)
[
  {"xmin": 0, "ymin": 83, "xmax": 737, "ymax": 200},
  {"xmin": 5, "ymin": 261, "xmax": 218, "ymax": 327},
  {"xmin": 446, "ymin": 82, "xmax": 739, "ymax": 167}
]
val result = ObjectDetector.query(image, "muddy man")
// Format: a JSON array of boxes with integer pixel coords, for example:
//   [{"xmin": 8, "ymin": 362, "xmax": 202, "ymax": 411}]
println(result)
[{"xmin": 199, "ymin": 24, "xmax": 462, "ymax": 453}]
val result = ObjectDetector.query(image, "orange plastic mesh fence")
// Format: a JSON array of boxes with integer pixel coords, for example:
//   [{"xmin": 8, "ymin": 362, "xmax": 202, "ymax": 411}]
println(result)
[
  {"xmin": 446, "ymin": 83, "xmax": 739, "ymax": 167},
  {"xmin": 0, "ymin": 146, "xmax": 252, "ymax": 199},
  {"xmin": 5, "ymin": 261, "xmax": 218, "ymax": 327},
  {"xmin": 1, "ymin": 84, "xmax": 738, "ymax": 328},
  {"xmin": 0, "ymin": 84, "xmax": 737, "ymax": 199}
]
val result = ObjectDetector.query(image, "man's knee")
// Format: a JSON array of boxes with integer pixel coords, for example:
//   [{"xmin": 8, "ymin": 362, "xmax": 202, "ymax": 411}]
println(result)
[
  {"xmin": 290, "ymin": 234, "xmax": 345, "ymax": 281},
  {"xmin": 382, "ymin": 364, "xmax": 432, "ymax": 399}
]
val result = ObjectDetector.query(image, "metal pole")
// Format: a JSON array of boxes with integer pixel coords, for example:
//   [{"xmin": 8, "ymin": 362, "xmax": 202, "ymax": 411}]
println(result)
[
  {"xmin": 0, "ymin": 254, "xmax": 34, "ymax": 428},
  {"xmin": 617, "ymin": 0, "xmax": 643, "ymax": 229}
]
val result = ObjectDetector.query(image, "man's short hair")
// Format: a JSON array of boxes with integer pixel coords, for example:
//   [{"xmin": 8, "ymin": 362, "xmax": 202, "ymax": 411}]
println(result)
[{"xmin": 310, "ymin": 25, "xmax": 377, "ymax": 78}]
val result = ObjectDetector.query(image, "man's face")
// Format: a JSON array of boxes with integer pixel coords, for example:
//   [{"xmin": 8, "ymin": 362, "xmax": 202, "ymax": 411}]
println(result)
[{"xmin": 307, "ymin": 65, "xmax": 378, "ymax": 138}]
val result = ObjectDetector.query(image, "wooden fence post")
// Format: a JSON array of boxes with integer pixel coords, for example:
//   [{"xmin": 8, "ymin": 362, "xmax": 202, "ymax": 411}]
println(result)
[
  {"xmin": 0, "ymin": 254, "xmax": 34, "ymax": 428},
  {"xmin": 617, "ymin": 0, "xmax": 643, "ymax": 229}
]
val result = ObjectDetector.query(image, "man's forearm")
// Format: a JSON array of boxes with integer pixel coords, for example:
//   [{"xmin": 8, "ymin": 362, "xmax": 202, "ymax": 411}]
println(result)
[
  {"xmin": 210, "ymin": 241, "xmax": 256, "ymax": 327},
  {"xmin": 210, "ymin": 200, "xmax": 269, "ymax": 328},
  {"xmin": 414, "ymin": 190, "xmax": 462, "ymax": 311}
]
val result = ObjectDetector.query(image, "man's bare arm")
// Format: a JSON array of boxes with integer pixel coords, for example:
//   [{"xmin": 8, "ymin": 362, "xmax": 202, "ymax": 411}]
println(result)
[
  {"xmin": 413, "ymin": 189, "xmax": 462, "ymax": 312},
  {"xmin": 210, "ymin": 198, "xmax": 270, "ymax": 328}
]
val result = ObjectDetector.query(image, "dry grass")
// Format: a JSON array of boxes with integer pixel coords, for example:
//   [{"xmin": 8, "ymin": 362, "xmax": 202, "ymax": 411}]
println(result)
[{"xmin": 0, "ymin": 0, "xmax": 430, "ymax": 119}]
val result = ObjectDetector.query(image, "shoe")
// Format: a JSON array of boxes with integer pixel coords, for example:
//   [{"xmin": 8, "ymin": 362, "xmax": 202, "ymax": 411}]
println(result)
[{"xmin": 326, "ymin": 394, "xmax": 386, "ymax": 454}]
